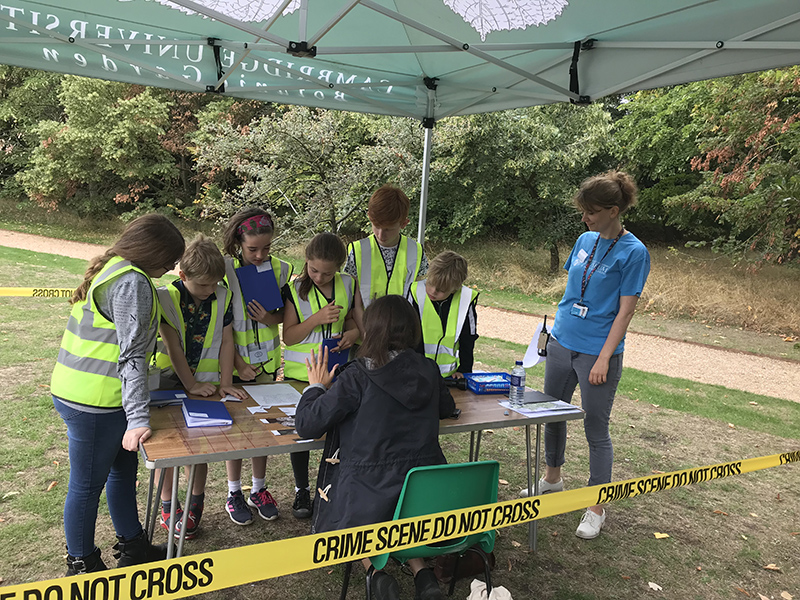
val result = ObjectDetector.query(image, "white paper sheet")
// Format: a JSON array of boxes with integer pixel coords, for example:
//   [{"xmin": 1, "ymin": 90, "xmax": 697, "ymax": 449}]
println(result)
[
  {"xmin": 523, "ymin": 322, "xmax": 546, "ymax": 368},
  {"xmin": 498, "ymin": 398, "xmax": 581, "ymax": 418},
  {"xmin": 244, "ymin": 383, "xmax": 302, "ymax": 407}
]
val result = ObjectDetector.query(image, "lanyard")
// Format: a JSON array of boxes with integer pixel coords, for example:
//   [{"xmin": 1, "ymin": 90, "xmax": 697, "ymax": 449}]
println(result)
[
  {"xmin": 312, "ymin": 282, "xmax": 336, "ymax": 339},
  {"xmin": 580, "ymin": 229, "xmax": 624, "ymax": 302}
]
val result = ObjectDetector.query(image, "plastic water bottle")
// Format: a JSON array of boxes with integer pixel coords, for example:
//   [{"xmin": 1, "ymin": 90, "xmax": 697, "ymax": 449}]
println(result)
[{"xmin": 509, "ymin": 360, "xmax": 526, "ymax": 406}]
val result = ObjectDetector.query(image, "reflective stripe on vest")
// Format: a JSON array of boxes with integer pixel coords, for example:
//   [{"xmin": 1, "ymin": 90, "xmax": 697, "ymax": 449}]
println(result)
[
  {"xmin": 50, "ymin": 257, "xmax": 159, "ymax": 408},
  {"xmin": 225, "ymin": 256, "xmax": 292, "ymax": 372},
  {"xmin": 350, "ymin": 234, "xmax": 421, "ymax": 309},
  {"xmin": 411, "ymin": 281, "xmax": 477, "ymax": 377},
  {"xmin": 155, "ymin": 283, "xmax": 231, "ymax": 383},
  {"xmin": 283, "ymin": 273, "xmax": 354, "ymax": 381}
]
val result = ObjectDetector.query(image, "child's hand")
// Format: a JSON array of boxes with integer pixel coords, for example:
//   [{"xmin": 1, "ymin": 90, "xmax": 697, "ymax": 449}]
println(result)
[
  {"xmin": 333, "ymin": 329, "xmax": 358, "ymax": 353},
  {"xmin": 220, "ymin": 384, "xmax": 247, "ymax": 400},
  {"xmin": 122, "ymin": 427, "xmax": 151, "ymax": 451},
  {"xmin": 237, "ymin": 363, "xmax": 259, "ymax": 381},
  {"xmin": 246, "ymin": 300, "xmax": 269, "ymax": 323},
  {"xmin": 306, "ymin": 346, "xmax": 337, "ymax": 389},
  {"xmin": 452, "ymin": 371, "xmax": 465, "ymax": 379},
  {"xmin": 315, "ymin": 302, "xmax": 342, "ymax": 325},
  {"xmin": 189, "ymin": 382, "xmax": 217, "ymax": 397}
]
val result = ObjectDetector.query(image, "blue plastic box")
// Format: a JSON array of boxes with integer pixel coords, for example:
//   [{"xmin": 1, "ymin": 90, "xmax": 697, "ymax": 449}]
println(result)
[{"xmin": 464, "ymin": 372, "xmax": 511, "ymax": 395}]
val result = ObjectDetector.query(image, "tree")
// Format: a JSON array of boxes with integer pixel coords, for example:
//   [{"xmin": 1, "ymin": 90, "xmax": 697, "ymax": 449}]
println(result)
[
  {"xmin": 17, "ymin": 77, "xmax": 176, "ymax": 215},
  {"xmin": 429, "ymin": 103, "xmax": 612, "ymax": 271},
  {"xmin": 193, "ymin": 105, "xmax": 419, "ymax": 240}
]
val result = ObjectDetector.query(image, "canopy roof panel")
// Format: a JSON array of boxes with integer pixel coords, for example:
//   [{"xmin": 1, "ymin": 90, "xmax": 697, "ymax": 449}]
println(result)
[{"xmin": 1, "ymin": 0, "xmax": 799, "ymax": 121}]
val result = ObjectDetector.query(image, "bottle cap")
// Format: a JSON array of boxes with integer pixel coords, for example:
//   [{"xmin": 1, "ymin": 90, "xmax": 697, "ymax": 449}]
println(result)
[{"xmin": 515, "ymin": 360, "xmax": 522, "ymax": 365}]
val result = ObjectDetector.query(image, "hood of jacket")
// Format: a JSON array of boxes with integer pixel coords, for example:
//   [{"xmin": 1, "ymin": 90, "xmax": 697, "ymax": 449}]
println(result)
[{"xmin": 355, "ymin": 349, "xmax": 438, "ymax": 411}]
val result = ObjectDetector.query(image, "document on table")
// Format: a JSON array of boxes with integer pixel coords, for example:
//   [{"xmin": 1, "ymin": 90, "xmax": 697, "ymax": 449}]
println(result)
[
  {"xmin": 244, "ymin": 384, "xmax": 302, "ymax": 407},
  {"xmin": 499, "ymin": 398, "xmax": 581, "ymax": 418}
]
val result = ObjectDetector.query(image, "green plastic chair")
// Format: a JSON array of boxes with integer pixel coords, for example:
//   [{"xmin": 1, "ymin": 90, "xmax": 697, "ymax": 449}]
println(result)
[{"xmin": 341, "ymin": 460, "xmax": 500, "ymax": 599}]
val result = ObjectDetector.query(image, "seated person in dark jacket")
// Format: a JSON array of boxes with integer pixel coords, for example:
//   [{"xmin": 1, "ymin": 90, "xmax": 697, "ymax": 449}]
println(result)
[{"xmin": 296, "ymin": 295, "xmax": 455, "ymax": 600}]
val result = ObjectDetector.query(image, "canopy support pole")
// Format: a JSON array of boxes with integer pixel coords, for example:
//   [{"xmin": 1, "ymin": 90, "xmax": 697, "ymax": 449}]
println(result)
[
  {"xmin": 417, "ymin": 124, "xmax": 434, "ymax": 244},
  {"xmin": 417, "ymin": 77, "xmax": 438, "ymax": 244}
]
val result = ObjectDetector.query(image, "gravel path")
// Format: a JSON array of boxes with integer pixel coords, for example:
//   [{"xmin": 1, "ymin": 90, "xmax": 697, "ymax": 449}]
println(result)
[{"xmin": 3, "ymin": 229, "xmax": 799, "ymax": 403}]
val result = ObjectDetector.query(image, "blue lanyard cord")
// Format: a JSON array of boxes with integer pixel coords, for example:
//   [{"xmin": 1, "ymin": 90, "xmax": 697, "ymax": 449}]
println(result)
[
  {"xmin": 312, "ymin": 282, "xmax": 335, "ymax": 339},
  {"xmin": 580, "ymin": 229, "xmax": 624, "ymax": 302}
]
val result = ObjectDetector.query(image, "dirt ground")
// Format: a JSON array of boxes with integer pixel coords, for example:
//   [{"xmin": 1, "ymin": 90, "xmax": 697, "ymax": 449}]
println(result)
[{"xmin": 3, "ymin": 228, "xmax": 799, "ymax": 403}]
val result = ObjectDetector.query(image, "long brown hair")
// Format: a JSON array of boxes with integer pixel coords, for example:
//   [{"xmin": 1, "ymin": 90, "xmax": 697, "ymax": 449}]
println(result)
[
  {"xmin": 71, "ymin": 214, "xmax": 185, "ymax": 304},
  {"xmin": 357, "ymin": 295, "xmax": 421, "ymax": 368},
  {"xmin": 297, "ymin": 232, "xmax": 346, "ymax": 301},
  {"xmin": 222, "ymin": 207, "xmax": 275, "ymax": 258}
]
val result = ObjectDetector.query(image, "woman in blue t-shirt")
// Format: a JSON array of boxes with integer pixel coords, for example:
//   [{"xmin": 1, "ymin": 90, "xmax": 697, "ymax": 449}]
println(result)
[{"xmin": 525, "ymin": 171, "xmax": 650, "ymax": 540}]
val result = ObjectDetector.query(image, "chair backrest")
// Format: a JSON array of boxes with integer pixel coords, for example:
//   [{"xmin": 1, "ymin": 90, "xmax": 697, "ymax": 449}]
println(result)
[
  {"xmin": 394, "ymin": 461, "xmax": 500, "ymax": 520},
  {"xmin": 370, "ymin": 461, "xmax": 499, "ymax": 570}
]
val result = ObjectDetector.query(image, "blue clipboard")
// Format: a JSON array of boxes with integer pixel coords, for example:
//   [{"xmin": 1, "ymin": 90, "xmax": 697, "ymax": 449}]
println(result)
[
  {"xmin": 321, "ymin": 338, "xmax": 350, "ymax": 375},
  {"xmin": 235, "ymin": 263, "xmax": 284, "ymax": 312}
]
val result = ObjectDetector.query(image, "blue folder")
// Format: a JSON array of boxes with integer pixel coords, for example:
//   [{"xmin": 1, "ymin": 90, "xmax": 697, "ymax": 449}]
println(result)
[
  {"xmin": 235, "ymin": 263, "xmax": 284, "ymax": 312},
  {"xmin": 181, "ymin": 398, "xmax": 233, "ymax": 428},
  {"xmin": 149, "ymin": 389, "xmax": 188, "ymax": 406},
  {"xmin": 321, "ymin": 338, "xmax": 351, "ymax": 375}
]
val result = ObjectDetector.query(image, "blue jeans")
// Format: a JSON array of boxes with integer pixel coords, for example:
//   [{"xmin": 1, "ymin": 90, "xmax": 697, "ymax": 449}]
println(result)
[
  {"xmin": 543, "ymin": 338, "xmax": 623, "ymax": 487},
  {"xmin": 53, "ymin": 396, "xmax": 143, "ymax": 557}
]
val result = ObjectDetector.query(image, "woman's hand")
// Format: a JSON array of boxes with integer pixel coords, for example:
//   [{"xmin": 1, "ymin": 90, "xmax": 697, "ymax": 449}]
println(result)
[
  {"xmin": 306, "ymin": 346, "xmax": 337, "ymax": 389},
  {"xmin": 332, "ymin": 329, "xmax": 359, "ymax": 353},
  {"xmin": 314, "ymin": 302, "xmax": 342, "ymax": 325},
  {"xmin": 588, "ymin": 357, "xmax": 610, "ymax": 385},
  {"xmin": 220, "ymin": 384, "xmax": 248, "ymax": 400},
  {"xmin": 188, "ymin": 382, "xmax": 217, "ymax": 397},
  {"xmin": 122, "ymin": 427, "xmax": 151, "ymax": 451}
]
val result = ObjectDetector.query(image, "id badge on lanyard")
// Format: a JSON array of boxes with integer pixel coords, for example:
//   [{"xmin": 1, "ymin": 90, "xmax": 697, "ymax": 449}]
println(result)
[{"xmin": 574, "ymin": 230, "xmax": 623, "ymax": 319}]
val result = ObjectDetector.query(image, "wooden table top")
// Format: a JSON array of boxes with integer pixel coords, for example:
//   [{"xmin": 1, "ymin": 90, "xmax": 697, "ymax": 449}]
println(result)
[{"xmin": 141, "ymin": 382, "xmax": 584, "ymax": 469}]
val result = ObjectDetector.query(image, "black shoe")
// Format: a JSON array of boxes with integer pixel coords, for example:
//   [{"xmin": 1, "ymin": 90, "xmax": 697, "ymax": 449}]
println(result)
[
  {"xmin": 292, "ymin": 487, "xmax": 313, "ymax": 519},
  {"xmin": 414, "ymin": 568, "xmax": 444, "ymax": 600},
  {"xmin": 370, "ymin": 570, "xmax": 400, "ymax": 600},
  {"xmin": 113, "ymin": 531, "xmax": 172, "ymax": 568},
  {"xmin": 65, "ymin": 546, "xmax": 107, "ymax": 576}
]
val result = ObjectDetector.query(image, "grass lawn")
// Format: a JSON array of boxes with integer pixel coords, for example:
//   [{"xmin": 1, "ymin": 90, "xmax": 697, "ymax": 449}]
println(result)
[{"xmin": 1, "ymin": 247, "xmax": 799, "ymax": 600}]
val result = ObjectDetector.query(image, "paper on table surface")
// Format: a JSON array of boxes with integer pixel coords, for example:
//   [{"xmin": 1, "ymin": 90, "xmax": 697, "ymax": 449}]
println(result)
[
  {"xmin": 523, "ymin": 322, "xmax": 546, "ymax": 368},
  {"xmin": 244, "ymin": 383, "xmax": 302, "ymax": 407},
  {"xmin": 498, "ymin": 398, "xmax": 581, "ymax": 418},
  {"xmin": 221, "ymin": 394, "xmax": 242, "ymax": 402}
]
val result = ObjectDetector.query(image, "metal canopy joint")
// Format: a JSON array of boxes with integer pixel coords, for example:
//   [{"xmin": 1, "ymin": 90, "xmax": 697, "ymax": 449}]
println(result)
[{"xmin": 288, "ymin": 41, "xmax": 317, "ymax": 57}]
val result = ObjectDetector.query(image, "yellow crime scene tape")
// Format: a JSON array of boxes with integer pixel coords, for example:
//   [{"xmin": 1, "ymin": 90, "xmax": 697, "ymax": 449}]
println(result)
[
  {"xmin": 1, "ymin": 452, "xmax": 797, "ymax": 600},
  {"xmin": 0, "ymin": 288, "xmax": 74, "ymax": 299}
]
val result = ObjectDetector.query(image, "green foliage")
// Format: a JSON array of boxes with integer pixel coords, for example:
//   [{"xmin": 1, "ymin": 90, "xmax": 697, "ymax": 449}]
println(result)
[
  {"xmin": 429, "ymin": 103, "xmax": 612, "ymax": 269},
  {"xmin": 17, "ymin": 77, "xmax": 176, "ymax": 215},
  {"xmin": 193, "ymin": 105, "xmax": 420, "ymax": 240}
]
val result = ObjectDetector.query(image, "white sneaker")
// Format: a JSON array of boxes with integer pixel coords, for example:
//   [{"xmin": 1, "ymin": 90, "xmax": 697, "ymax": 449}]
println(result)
[
  {"xmin": 518, "ymin": 477, "xmax": 564, "ymax": 498},
  {"xmin": 575, "ymin": 508, "xmax": 606, "ymax": 539}
]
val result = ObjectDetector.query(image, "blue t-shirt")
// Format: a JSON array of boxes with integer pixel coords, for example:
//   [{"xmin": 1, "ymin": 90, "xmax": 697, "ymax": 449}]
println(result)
[{"xmin": 551, "ymin": 231, "xmax": 650, "ymax": 356}]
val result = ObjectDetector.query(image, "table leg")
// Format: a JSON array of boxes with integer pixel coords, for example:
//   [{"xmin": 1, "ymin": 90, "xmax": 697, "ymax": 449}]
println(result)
[
  {"xmin": 144, "ymin": 469, "xmax": 155, "ymax": 542},
  {"xmin": 166, "ymin": 467, "xmax": 180, "ymax": 559},
  {"xmin": 177, "ymin": 465, "xmax": 196, "ymax": 557},
  {"xmin": 526, "ymin": 424, "xmax": 540, "ymax": 551},
  {"xmin": 474, "ymin": 430, "xmax": 482, "ymax": 461},
  {"xmin": 469, "ymin": 432, "xmax": 475, "ymax": 462},
  {"xmin": 147, "ymin": 470, "xmax": 166, "ymax": 543}
]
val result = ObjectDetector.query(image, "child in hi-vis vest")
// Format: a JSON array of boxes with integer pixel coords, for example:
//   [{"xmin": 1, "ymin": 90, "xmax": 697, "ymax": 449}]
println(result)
[
  {"xmin": 282, "ymin": 232, "xmax": 362, "ymax": 518},
  {"xmin": 51, "ymin": 214, "xmax": 184, "ymax": 574}
]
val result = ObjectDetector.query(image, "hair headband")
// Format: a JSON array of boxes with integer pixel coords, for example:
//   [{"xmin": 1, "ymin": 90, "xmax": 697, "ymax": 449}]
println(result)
[{"xmin": 237, "ymin": 214, "xmax": 273, "ymax": 236}]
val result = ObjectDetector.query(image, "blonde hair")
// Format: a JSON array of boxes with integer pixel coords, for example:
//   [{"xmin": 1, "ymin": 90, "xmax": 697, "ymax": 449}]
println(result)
[
  {"xmin": 71, "ymin": 214, "xmax": 184, "ymax": 304},
  {"xmin": 180, "ymin": 234, "xmax": 225, "ymax": 281},
  {"xmin": 427, "ymin": 251, "xmax": 468, "ymax": 295},
  {"xmin": 573, "ymin": 170, "xmax": 638, "ymax": 215}
]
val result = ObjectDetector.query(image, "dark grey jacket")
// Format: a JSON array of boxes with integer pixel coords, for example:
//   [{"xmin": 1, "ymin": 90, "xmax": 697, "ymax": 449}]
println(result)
[{"xmin": 295, "ymin": 349, "xmax": 455, "ymax": 533}]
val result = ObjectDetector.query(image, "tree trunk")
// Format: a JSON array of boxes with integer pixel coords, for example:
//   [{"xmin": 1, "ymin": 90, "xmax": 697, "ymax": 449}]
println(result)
[
  {"xmin": 329, "ymin": 204, "xmax": 337, "ymax": 234},
  {"xmin": 549, "ymin": 243, "xmax": 560, "ymax": 274}
]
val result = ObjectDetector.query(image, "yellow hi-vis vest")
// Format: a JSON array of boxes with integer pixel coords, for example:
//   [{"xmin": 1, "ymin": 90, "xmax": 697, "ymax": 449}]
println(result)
[
  {"xmin": 410, "ymin": 281, "xmax": 477, "ymax": 377},
  {"xmin": 50, "ymin": 257, "xmax": 159, "ymax": 408},
  {"xmin": 154, "ymin": 283, "xmax": 231, "ymax": 384},
  {"xmin": 224, "ymin": 256, "xmax": 292, "ymax": 375},
  {"xmin": 349, "ymin": 234, "xmax": 422, "ymax": 309},
  {"xmin": 283, "ymin": 273, "xmax": 354, "ymax": 381}
]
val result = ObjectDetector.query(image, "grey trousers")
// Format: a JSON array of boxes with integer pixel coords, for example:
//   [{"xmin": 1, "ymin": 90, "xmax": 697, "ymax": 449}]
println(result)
[{"xmin": 543, "ymin": 337, "xmax": 623, "ymax": 487}]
